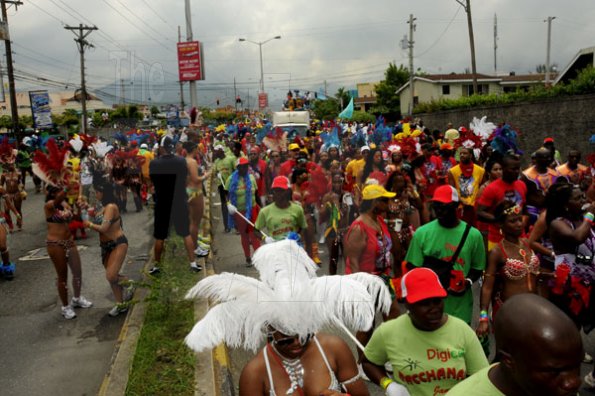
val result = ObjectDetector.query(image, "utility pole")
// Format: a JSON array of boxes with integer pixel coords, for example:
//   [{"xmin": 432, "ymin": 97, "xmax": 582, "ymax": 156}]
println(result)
[
  {"xmin": 178, "ymin": 26, "xmax": 185, "ymax": 110},
  {"xmin": 65, "ymin": 23, "xmax": 97, "ymax": 134},
  {"xmin": 407, "ymin": 14, "xmax": 416, "ymax": 116},
  {"xmin": 233, "ymin": 77, "xmax": 237, "ymax": 112},
  {"xmin": 545, "ymin": 16, "xmax": 556, "ymax": 87},
  {"xmin": 184, "ymin": 0, "xmax": 197, "ymax": 109},
  {"xmin": 120, "ymin": 78, "xmax": 125, "ymax": 105},
  {"xmin": 1, "ymin": 0, "xmax": 22, "ymax": 137},
  {"xmin": 494, "ymin": 14, "xmax": 498, "ymax": 75},
  {"xmin": 0, "ymin": 58, "xmax": 5, "ymax": 103},
  {"xmin": 324, "ymin": 80, "xmax": 327, "ymax": 97},
  {"xmin": 456, "ymin": 0, "xmax": 478, "ymax": 94}
]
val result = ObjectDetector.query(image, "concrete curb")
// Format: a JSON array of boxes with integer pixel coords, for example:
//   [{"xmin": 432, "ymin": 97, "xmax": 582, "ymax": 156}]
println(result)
[{"xmin": 197, "ymin": 177, "xmax": 235, "ymax": 396}]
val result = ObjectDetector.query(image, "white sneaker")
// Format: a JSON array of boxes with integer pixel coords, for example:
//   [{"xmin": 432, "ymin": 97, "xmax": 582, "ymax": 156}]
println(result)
[
  {"xmin": 190, "ymin": 262, "xmax": 203, "ymax": 272},
  {"xmin": 71, "ymin": 296, "xmax": 93, "ymax": 308},
  {"xmin": 585, "ymin": 371, "xmax": 595, "ymax": 388},
  {"xmin": 108, "ymin": 303, "xmax": 129, "ymax": 317},
  {"xmin": 123, "ymin": 285, "xmax": 135, "ymax": 302},
  {"xmin": 61, "ymin": 305, "xmax": 76, "ymax": 319},
  {"xmin": 585, "ymin": 353, "xmax": 593, "ymax": 364},
  {"xmin": 194, "ymin": 246, "xmax": 209, "ymax": 257}
]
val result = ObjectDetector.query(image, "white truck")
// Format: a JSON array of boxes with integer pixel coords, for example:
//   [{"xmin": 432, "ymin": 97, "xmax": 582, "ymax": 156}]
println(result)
[{"xmin": 271, "ymin": 111, "xmax": 310, "ymax": 139}]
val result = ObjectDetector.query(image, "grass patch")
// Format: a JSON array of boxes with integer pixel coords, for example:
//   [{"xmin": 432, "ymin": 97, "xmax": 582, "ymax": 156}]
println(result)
[{"xmin": 126, "ymin": 237, "xmax": 198, "ymax": 396}]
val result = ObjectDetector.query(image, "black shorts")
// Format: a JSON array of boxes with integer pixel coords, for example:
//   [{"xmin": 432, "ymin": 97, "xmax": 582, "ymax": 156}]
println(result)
[{"xmin": 153, "ymin": 201, "xmax": 190, "ymax": 240}]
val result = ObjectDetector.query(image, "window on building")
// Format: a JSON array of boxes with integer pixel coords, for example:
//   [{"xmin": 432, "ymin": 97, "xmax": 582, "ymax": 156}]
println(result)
[
  {"xmin": 442, "ymin": 85, "xmax": 450, "ymax": 95},
  {"xmin": 463, "ymin": 84, "xmax": 489, "ymax": 96},
  {"xmin": 413, "ymin": 96, "xmax": 419, "ymax": 106}
]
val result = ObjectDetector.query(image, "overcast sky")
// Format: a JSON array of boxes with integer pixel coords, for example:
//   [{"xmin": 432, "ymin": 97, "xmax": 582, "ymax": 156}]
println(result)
[{"xmin": 7, "ymin": 0, "xmax": 595, "ymax": 108}]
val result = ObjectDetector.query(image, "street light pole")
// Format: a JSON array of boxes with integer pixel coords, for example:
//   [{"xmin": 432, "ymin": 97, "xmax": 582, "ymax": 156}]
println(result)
[
  {"xmin": 239, "ymin": 35, "xmax": 281, "ymax": 94},
  {"xmin": 258, "ymin": 42, "xmax": 264, "ymax": 93}
]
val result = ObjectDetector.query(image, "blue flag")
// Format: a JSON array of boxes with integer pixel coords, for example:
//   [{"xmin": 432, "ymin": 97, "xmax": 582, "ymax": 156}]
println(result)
[{"xmin": 338, "ymin": 97, "xmax": 354, "ymax": 119}]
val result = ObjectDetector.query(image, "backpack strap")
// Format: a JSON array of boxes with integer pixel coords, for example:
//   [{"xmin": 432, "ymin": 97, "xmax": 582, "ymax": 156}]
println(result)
[{"xmin": 450, "ymin": 223, "xmax": 472, "ymax": 264}]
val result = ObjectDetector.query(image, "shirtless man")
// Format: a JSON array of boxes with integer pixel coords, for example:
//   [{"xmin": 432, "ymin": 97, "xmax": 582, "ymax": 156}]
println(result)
[{"xmin": 184, "ymin": 142, "xmax": 209, "ymax": 252}]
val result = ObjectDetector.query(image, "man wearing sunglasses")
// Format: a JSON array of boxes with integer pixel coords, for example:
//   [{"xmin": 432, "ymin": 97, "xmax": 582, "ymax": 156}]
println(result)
[{"xmin": 405, "ymin": 185, "xmax": 486, "ymax": 325}]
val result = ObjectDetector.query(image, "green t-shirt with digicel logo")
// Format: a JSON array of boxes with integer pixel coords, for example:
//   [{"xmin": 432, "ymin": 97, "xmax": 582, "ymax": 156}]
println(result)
[
  {"xmin": 254, "ymin": 202, "xmax": 307, "ymax": 240},
  {"xmin": 364, "ymin": 314, "xmax": 488, "ymax": 396}
]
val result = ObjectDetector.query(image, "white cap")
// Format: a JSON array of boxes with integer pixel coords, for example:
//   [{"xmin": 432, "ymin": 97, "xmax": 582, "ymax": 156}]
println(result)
[
  {"xmin": 214, "ymin": 144, "xmax": 224, "ymax": 151},
  {"xmin": 140, "ymin": 143, "xmax": 148, "ymax": 149},
  {"xmin": 360, "ymin": 145, "xmax": 370, "ymax": 152}
]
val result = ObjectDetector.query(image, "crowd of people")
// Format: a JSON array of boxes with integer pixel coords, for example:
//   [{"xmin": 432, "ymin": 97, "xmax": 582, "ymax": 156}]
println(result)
[{"xmin": 3, "ymin": 112, "xmax": 595, "ymax": 395}]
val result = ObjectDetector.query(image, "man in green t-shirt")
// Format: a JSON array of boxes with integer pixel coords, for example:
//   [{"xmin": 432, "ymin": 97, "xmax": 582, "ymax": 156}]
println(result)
[
  {"xmin": 363, "ymin": 268, "xmax": 488, "ymax": 396},
  {"xmin": 405, "ymin": 185, "xmax": 485, "ymax": 324},
  {"xmin": 254, "ymin": 176, "xmax": 309, "ymax": 253},
  {"xmin": 213, "ymin": 144, "xmax": 237, "ymax": 232},
  {"xmin": 447, "ymin": 294, "xmax": 582, "ymax": 396}
]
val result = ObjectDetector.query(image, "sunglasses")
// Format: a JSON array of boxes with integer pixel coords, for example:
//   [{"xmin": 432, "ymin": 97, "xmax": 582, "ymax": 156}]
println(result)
[{"xmin": 273, "ymin": 333, "xmax": 313, "ymax": 347}]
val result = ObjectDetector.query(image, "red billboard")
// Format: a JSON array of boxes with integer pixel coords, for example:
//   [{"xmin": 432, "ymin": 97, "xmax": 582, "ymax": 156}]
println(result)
[
  {"xmin": 177, "ymin": 41, "xmax": 203, "ymax": 81},
  {"xmin": 258, "ymin": 92, "xmax": 268, "ymax": 109}
]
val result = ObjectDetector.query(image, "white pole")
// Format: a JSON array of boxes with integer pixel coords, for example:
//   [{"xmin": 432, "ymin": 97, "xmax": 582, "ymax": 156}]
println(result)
[{"xmin": 545, "ymin": 16, "xmax": 556, "ymax": 87}]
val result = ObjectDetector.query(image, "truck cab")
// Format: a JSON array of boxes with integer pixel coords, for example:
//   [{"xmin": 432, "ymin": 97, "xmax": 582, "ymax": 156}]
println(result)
[{"xmin": 271, "ymin": 111, "xmax": 310, "ymax": 139}]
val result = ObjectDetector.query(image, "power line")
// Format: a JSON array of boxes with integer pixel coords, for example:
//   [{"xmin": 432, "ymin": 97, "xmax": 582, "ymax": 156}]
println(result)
[{"xmin": 100, "ymin": 0, "xmax": 173, "ymax": 53}]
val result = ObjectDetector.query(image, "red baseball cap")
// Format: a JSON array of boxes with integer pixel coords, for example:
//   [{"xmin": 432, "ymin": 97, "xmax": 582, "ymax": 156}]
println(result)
[
  {"xmin": 271, "ymin": 176, "xmax": 290, "ymax": 190},
  {"xmin": 432, "ymin": 185, "xmax": 459, "ymax": 204},
  {"xmin": 237, "ymin": 157, "xmax": 249, "ymax": 166},
  {"xmin": 544, "ymin": 137, "xmax": 554, "ymax": 143},
  {"xmin": 401, "ymin": 268, "xmax": 447, "ymax": 304}
]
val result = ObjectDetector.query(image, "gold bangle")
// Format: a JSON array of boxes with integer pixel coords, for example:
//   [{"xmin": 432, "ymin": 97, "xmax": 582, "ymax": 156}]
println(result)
[{"xmin": 380, "ymin": 376, "xmax": 394, "ymax": 390}]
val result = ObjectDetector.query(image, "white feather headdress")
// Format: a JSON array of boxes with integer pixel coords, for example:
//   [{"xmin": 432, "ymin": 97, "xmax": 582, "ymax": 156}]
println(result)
[{"xmin": 185, "ymin": 240, "xmax": 391, "ymax": 353}]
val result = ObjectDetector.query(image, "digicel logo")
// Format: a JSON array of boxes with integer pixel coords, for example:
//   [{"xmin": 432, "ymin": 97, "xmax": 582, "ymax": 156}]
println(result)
[{"xmin": 426, "ymin": 348, "xmax": 465, "ymax": 362}]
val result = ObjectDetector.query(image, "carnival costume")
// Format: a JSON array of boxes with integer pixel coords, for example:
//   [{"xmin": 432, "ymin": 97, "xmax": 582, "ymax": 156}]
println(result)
[
  {"xmin": 0, "ymin": 137, "xmax": 16, "ymax": 279},
  {"xmin": 185, "ymin": 240, "xmax": 391, "ymax": 394}
]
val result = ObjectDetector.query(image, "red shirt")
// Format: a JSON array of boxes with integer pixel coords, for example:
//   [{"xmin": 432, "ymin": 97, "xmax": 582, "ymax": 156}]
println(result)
[
  {"xmin": 250, "ymin": 159, "xmax": 267, "ymax": 197},
  {"xmin": 421, "ymin": 155, "xmax": 443, "ymax": 197},
  {"xmin": 477, "ymin": 178, "xmax": 527, "ymax": 243}
]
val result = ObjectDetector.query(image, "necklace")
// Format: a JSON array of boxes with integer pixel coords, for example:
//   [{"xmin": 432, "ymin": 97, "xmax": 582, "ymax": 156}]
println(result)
[{"xmin": 269, "ymin": 343, "xmax": 305, "ymax": 396}]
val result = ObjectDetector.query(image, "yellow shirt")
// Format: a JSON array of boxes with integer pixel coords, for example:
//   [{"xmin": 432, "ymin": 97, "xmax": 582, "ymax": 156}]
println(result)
[{"xmin": 449, "ymin": 164, "xmax": 485, "ymax": 206}]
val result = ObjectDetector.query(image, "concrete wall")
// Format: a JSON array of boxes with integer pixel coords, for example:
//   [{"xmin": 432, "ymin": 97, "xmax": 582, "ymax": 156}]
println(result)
[{"xmin": 416, "ymin": 93, "xmax": 595, "ymax": 162}]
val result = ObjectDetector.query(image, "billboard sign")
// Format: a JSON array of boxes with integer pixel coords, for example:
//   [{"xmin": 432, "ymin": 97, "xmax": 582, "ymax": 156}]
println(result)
[
  {"xmin": 29, "ymin": 90, "xmax": 53, "ymax": 129},
  {"xmin": 258, "ymin": 92, "xmax": 268, "ymax": 109},
  {"xmin": 177, "ymin": 41, "xmax": 204, "ymax": 81}
]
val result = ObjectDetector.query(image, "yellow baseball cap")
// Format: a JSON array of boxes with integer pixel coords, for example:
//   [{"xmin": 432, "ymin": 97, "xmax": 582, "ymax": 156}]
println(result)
[
  {"xmin": 288, "ymin": 143, "xmax": 300, "ymax": 151},
  {"xmin": 362, "ymin": 184, "xmax": 396, "ymax": 200}
]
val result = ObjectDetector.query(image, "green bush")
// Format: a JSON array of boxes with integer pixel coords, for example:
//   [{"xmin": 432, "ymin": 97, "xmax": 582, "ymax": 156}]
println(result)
[{"xmin": 414, "ymin": 67, "xmax": 595, "ymax": 114}]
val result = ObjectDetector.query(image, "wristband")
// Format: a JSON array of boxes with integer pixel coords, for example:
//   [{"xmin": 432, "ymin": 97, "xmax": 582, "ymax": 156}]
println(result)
[
  {"xmin": 585, "ymin": 212, "xmax": 595, "ymax": 225},
  {"xmin": 479, "ymin": 310, "xmax": 489, "ymax": 322},
  {"xmin": 380, "ymin": 376, "xmax": 394, "ymax": 390}
]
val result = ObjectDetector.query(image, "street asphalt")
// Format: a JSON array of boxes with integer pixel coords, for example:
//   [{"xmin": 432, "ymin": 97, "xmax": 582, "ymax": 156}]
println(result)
[{"xmin": 0, "ymin": 180, "xmax": 152, "ymax": 396}]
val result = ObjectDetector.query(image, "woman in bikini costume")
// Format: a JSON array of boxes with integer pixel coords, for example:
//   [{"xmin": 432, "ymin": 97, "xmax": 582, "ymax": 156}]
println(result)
[
  {"xmin": 185, "ymin": 240, "xmax": 382, "ymax": 396},
  {"xmin": 84, "ymin": 181, "xmax": 131, "ymax": 317},
  {"xmin": 44, "ymin": 185, "xmax": 93, "ymax": 320},
  {"xmin": 1, "ymin": 162, "xmax": 23, "ymax": 231},
  {"xmin": 476, "ymin": 200, "xmax": 544, "ymax": 338}
]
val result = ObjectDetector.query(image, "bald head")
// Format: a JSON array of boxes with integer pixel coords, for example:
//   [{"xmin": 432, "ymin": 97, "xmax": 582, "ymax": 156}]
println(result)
[
  {"xmin": 495, "ymin": 294, "xmax": 579, "ymax": 349},
  {"xmin": 495, "ymin": 294, "xmax": 582, "ymax": 396}
]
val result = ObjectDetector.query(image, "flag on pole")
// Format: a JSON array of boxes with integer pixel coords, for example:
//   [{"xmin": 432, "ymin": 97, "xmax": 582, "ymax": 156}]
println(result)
[{"xmin": 338, "ymin": 97, "xmax": 354, "ymax": 119}]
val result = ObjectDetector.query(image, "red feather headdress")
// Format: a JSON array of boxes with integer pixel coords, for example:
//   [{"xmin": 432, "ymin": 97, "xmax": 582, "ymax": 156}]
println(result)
[
  {"xmin": 32, "ymin": 138, "xmax": 71, "ymax": 187},
  {"xmin": 0, "ymin": 136, "xmax": 15, "ymax": 165}
]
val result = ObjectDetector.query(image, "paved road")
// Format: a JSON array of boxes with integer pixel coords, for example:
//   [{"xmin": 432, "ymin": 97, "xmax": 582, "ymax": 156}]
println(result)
[{"xmin": 0, "ymin": 181, "xmax": 152, "ymax": 396}]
